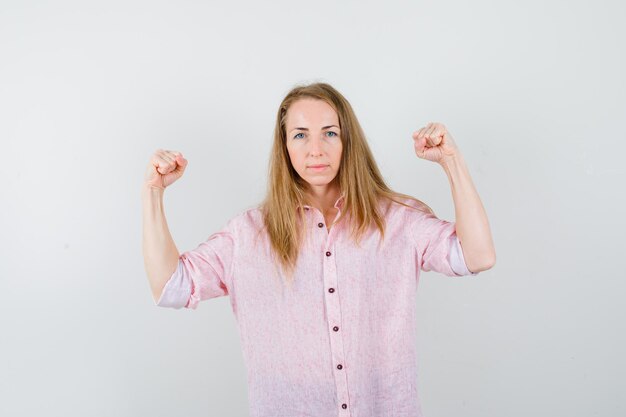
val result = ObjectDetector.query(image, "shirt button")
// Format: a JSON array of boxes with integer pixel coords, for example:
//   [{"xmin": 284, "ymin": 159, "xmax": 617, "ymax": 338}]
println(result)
[
  {"xmin": 337, "ymin": 364, "xmax": 343, "ymax": 370},
  {"xmin": 318, "ymin": 222, "xmax": 324, "ymax": 228},
  {"xmin": 326, "ymin": 251, "xmax": 331, "ymax": 256},
  {"xmin": 328, "ymin": 288, "xmax": 335, "ymax": 293},
  {"xmin": 333, "ymin": 326, "xmax": 339, "ymax": 331},
  {"xmin": 342, "ymin": 404, "xmax": 347, "ymax": 409}
]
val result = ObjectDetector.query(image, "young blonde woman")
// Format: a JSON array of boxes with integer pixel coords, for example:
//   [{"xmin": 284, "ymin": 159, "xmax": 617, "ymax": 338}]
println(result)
[{"xmin": 142, "ymin": 82, "xmax": 495, "ymax": 417}]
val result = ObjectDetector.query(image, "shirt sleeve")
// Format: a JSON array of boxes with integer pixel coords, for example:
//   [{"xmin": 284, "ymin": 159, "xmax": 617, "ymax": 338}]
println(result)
[
  {"xmin": 409, "ymin": 208, "xmax": 479, "ymax": 277},
  {"xmin": 155, "ymin": 222, "xmax": 235, "ymax": 310}
]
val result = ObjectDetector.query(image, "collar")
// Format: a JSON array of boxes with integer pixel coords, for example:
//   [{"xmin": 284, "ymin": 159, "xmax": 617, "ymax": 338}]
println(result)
[{"xmin": 298, "ymin": 192, "xmax": 345, "ymax": 211}]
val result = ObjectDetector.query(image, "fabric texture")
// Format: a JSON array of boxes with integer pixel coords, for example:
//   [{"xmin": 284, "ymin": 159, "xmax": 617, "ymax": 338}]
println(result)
[{"xmin": 155, "ymin": 195, "xmax": 478, "ymax": 417}]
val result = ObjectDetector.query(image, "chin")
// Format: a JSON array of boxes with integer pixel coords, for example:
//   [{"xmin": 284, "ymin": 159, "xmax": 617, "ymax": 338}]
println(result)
[
  {"xmin": 304, "ymin": 176, "xmax": 337, "ymax": 186},
  {"xmin": 306, "ymin": 180, "xmax": 330, "ymax": 186}
]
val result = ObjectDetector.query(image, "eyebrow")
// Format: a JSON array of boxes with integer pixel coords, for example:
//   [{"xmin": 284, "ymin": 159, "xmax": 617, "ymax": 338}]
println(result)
[{"xmin": 291, "ymin": 125, "xmax": 340, "ymax": 132}]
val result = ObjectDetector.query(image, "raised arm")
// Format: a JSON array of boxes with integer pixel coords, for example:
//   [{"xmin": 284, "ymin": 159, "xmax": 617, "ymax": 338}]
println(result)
[
  {"xmin": 413, "ymin": 122, "xmax": 496, "ymax": 273},
  {"xmin": 141, "ymin": 149, "xmax": 188, "ymax": 302}
]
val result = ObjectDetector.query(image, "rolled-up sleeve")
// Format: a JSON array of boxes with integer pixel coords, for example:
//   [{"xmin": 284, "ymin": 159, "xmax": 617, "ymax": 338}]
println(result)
[
  {"xmin": 155, "ymin": 223, "xmax": 235, "ymax": 310},
  {"xmin": 449, "ymin": 234, "xmax": 479, "ymax": 276},
  {"xmin": 155, "ymin": 260, "xmax": 193, "ymax": 309},
  {"xmin": 410, "ymin": 209, "xmax": 479, "ymax": 277}
]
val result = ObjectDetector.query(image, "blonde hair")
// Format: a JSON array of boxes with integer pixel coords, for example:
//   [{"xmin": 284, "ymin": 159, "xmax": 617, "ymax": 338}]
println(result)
[{"xmin": 260, "ymin": 82, "xmax": 433, "ymax": 284}]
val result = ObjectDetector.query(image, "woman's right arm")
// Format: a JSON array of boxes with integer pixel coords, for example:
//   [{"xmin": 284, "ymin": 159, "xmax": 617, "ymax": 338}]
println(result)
[
  {"xmin": 141, "ymin": 150, "xmax": 188, "ymax": 303},
  {"xmin": 142, "ymin": 185, "xmax": 180, "ymax": 303}
]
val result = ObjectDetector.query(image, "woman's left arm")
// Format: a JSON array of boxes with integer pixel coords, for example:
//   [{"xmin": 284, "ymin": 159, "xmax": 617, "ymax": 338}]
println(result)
[{"xmin": 413, "ymin": 122, "xmax": 496, "ymax": 273}]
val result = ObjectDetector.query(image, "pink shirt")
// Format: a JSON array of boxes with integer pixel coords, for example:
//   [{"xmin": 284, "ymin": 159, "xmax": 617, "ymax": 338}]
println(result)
[{"xmin": 156, "ymin": 194, "xmax": 478, "ymax": 417}]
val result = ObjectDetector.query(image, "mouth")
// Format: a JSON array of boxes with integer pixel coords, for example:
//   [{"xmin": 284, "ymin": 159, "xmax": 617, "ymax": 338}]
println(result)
[{"xmin": 308, "ymin": 165, "xmax": 329, "ymax": 171}]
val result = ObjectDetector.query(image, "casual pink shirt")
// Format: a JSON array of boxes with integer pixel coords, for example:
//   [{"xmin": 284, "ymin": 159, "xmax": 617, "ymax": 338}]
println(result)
[{"xmin": 155, "ymin": 194, "xmax": 478, "ymax": 417}]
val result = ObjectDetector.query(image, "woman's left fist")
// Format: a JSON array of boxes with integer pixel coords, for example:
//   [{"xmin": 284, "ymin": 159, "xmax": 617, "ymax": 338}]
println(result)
[{"xmin": 412, "ymin": 122, "xmax": 459, "ymax": 164}]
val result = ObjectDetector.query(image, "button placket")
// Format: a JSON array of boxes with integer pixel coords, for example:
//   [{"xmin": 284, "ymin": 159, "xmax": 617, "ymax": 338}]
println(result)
[{"xmin": 322, "ymin": 235, "xmax": 351, "ymax": 415}]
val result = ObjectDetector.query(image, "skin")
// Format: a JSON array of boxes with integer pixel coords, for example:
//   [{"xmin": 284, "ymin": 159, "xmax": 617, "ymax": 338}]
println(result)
[
  {"xmin": 284, "ymin": 98, "xmax": 343, "ymax": 228},
  {"xmin": 142, "ymin": 150, "xmax": 188, "ymax": 301},
  {"xmin": 413, "ymin": 122, "xmax": 496, "ymax": 272}
]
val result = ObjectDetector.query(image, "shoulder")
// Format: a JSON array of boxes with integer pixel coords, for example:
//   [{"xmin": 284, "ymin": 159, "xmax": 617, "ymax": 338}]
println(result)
[
  {"xmin": 381, "ymin": 195, "xmax": 433, "ymax": 219},
  {"xmin": 221, "ymin": 205, "xmax": 265, "ymax": 236}
]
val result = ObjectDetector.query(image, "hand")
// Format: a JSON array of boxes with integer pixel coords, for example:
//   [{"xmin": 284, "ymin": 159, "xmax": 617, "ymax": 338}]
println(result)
[
  {"xmin": 412, "ymin": 122, "xmax": 460, "ymax": 164},
  {"xmin": 144, "ymin": 149, "xmax": 188, "ymax": 190}
]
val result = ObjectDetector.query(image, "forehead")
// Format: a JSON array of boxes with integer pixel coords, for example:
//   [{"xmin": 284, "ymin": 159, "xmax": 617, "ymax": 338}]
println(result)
[{"xmin": 285, "ymin": 98, "xmax": 339, "ymax": 127}]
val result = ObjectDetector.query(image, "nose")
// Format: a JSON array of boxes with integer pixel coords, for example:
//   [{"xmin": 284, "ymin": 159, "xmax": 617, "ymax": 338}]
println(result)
[{"xmin": 307, "ymin": 135, "xmax": 324, "ymax": 156}]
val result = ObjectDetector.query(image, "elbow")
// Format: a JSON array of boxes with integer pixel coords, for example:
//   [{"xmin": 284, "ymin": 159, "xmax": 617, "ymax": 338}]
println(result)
[
  {"xmin": 467, "ymin": 251, "xmax": 496, "ymax": 273},
  {"xmin": 487, "ymin": 250, "xmax": 496, "ymax": 268},
  {"xmin": 152, "ymin": 288, "xmax": 164, "ymax": 305},
  {"xmin": 149, "ymin": 272, "xmax": 171, "ymax": 305},
  {"xmin": 483, "ymin": 252, "xmax": 497, "ymax": 271}
]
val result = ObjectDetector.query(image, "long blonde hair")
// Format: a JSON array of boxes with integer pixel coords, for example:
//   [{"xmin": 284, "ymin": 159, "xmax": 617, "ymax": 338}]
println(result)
[{"xmin": 260, "ymin": 82, "xmax": 433, "ymax": 283}]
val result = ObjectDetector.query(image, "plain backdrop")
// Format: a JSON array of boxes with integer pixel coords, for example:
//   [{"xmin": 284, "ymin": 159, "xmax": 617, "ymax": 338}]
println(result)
[{"xmin": 1, "ymin": 0, "xmax": 624, "ymax": 416}]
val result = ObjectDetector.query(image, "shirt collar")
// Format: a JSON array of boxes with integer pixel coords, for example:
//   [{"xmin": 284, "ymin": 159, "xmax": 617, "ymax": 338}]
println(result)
[{"xmin": 298, "ymin": 192, "xmax": 345, "ymax": 211}]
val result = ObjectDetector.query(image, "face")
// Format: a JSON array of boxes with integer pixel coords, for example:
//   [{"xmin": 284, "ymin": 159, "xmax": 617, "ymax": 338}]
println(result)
[{"xmin": 285, "ymin": 98, "xmax": 343, "ymax": 193}]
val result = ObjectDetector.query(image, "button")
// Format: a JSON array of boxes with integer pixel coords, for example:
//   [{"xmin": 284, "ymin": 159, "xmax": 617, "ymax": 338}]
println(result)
[
  {"xmin": 333, "ymin": 326, "xmax": 339, "ymax": 331},
  {"xmin": 328, "ymin": 288, "xmax": 335, "ymax": 293},
  {"xmin": 337, "ymin": 364, "xmax": 343, "ymax": 370},
  {"xmin": 318, "ymin": 222, "xmax": 324, "ymax": 228},
  {"xmin": 342, "ymin": 404, "xmax": 347, "ymax": 409},
  {"xmin": 326, "ymin": 251, "xmax": 331, "ymax": 256}
]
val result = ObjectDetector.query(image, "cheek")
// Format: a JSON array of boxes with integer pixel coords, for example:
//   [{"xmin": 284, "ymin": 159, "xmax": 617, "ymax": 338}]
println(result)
[
  {"xmin": 335, "ymin": 146, "xmax": 343, "ymax": 165},
  {"xmin": 285, "ymin": 145, "xmax": 296, "ymax": 161},
  {"xmin": 287, "ymin": 148, "xmax": 304, "ymax": 169}
]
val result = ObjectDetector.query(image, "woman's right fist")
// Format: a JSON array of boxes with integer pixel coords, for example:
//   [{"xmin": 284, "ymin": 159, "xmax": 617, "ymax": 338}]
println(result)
[{"xmin": 144, "ymin": 149, "xmax": 188, "ymax": 190}]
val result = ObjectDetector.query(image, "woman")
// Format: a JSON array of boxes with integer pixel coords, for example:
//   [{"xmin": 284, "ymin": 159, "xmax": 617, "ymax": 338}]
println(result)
[{"xmin": 142, "ymin": 82, "xmax": 495, "ymax": 416}]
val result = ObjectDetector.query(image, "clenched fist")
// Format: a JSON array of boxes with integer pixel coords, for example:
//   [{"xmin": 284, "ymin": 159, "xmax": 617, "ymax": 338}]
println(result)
[
  {"xmin": 412, "ymin": 122, "xmax": 460, "ymax": 164},
  {"xmin": 144, "ymin": 149, "xmax": 188, "ymax": 190}
]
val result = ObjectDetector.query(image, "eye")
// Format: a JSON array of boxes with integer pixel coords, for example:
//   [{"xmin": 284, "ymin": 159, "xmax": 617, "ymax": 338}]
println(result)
[
  {"xmin": 294, "ymin": 132, "xmax": 305, "ymax": 139},
  {"xmin": 326, "ymin": 131, "xmax": 338, "ymax": 137}
]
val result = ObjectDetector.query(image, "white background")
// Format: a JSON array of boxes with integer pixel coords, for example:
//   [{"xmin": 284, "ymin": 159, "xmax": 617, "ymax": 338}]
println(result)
[{"xmin": 1, "ymin": 0, "xmax": 624, "ymax": 416}]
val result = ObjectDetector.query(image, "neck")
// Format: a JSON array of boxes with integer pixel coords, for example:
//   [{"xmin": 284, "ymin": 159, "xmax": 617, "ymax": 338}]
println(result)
[{"xmin": 304, "ymin": 183, "xmax": 342, "ymax": 215}]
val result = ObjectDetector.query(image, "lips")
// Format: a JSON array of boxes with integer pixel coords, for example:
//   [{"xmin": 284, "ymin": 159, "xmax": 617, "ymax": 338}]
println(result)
[{"xmin": 308, "ymin": 165, "xmax": 329, "ymax": 168}]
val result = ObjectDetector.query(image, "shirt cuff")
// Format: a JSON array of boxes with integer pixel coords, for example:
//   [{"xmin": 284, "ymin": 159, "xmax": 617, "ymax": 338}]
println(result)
[
  {"xmin": 449, "ymin": 235, "xmax": 479, "ymax": 276},
  {"xmin": 155, "ymin": 259, "xmax": 192, "ymax": 309}
]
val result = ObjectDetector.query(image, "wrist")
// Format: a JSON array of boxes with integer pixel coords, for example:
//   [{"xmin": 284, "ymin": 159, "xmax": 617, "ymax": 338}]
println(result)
[
  {"xmin": 142, "ymin": 184, "xmax": 165, "ymax": 199},
  {"xmin": 439, "ymin": 151, "xmax": 464, "ymax": 170}
]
